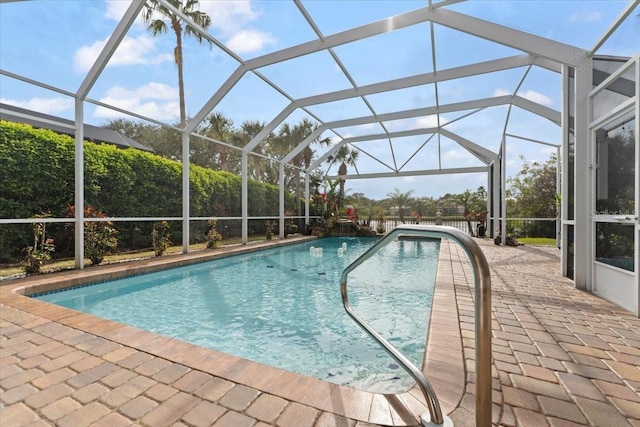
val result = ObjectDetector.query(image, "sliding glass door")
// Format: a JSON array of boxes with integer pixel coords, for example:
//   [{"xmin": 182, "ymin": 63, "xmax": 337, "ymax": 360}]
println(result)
[{"xmin": 590, "ymin": 57, "xmax": 638, "ymax": 316}]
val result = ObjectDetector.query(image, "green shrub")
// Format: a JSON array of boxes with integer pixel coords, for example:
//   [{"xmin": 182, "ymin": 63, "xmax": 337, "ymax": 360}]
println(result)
[
  {"xmin": 152, "ymin": 221, "xmax": 171, "ymax": 256},
  {"xmin": 0, "ymin": 121, "xmax": 299, "ymax": 261}
]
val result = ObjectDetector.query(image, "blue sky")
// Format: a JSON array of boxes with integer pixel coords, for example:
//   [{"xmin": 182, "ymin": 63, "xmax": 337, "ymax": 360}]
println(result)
[{"xmin": 0, "ymin": 0, "xmax": 637, "ymax": 201}]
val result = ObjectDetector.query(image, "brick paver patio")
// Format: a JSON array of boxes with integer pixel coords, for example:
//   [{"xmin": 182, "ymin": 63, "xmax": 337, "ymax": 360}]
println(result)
[{"xmin": 1, "ymin": 237, "xmax": 639, "ymax": 426}]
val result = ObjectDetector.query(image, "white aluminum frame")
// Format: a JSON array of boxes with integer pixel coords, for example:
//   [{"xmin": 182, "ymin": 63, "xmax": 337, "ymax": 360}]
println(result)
[
  {"xmin": 587, "ymin": 55, "xmax": 639, "ymax": 315},
  {"xmin": 0, "ymin": 0, "xmax": 635, "ymax": 313}
]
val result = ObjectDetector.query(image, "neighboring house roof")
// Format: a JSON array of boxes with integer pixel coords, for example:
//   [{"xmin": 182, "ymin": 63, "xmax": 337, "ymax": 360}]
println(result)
[{"xmin": 0, "ymin": 103, "xmax": 153, "ymax": 152}]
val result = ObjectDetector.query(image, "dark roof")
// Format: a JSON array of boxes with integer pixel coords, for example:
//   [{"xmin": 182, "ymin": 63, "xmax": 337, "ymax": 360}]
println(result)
[{"xmin": 0, "ymin": 103, "xmax": 153, "ymax": 152}]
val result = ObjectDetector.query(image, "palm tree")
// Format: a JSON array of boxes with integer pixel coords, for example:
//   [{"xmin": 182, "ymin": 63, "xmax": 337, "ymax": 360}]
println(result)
[
  {"xmin": 233, "ymin": 121, "xmax": 269, "ymax": 182},
  {"xmin": 200, "ymin": 112, "xmax": 237, "ymax": 172},
  {"xmin": 275, "ymin": 119, "xmax": 330, "ymax": 216},
  {"xmin": 386, "ymin": 188, "xmax": 415, "ymax": 224},
  {"xmin": 327, "ymin": 145, "xmax": 359, "ymax": 207},
  {"xmin": 308, "ymin": 170, "xmax": 324, "ymax": 194},
  {"xmin": 142, "ymin": 0, "xmax": 212, "ymax": 129},
  {"xmin": 452, "ymin": 189, "xmax": 479, "ymax": 235},
  {"xmin": 412, "ymin": 197, "xmax": 437, "ymax": 223}
]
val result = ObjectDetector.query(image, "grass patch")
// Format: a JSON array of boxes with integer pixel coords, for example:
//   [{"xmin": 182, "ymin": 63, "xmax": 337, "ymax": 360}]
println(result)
[{"xmin": 517, "ymin": 237, "xmax": 557, "ymax": 246}]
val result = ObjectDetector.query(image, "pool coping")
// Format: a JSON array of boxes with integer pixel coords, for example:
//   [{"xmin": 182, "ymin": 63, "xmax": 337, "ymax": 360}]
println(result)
[{"xmin": 0, "ymin": 236, "xmax": 466, "ymax": 426}]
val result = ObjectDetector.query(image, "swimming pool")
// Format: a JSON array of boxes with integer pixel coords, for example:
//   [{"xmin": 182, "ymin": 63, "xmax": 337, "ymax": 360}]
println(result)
[{"xmin": 34, "ymin": 236, "xmax": 440, "ymax": 392}]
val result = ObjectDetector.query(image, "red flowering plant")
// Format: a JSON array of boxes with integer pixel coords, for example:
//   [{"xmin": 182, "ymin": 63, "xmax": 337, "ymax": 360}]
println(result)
[
  {"xmin": 344, "ymin": 205, "xmax": 358, "ymax": 222},
  {"xmin": 322, "ymin": 178, "xmax": 341, "ymax": 218},
  {"xmin": 66, "ymin": 205, "xmax": 118, "ymax": 265}
]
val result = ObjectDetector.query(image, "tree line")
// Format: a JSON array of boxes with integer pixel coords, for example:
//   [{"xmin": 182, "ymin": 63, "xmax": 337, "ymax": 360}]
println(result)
[{"xmin": 104, "ymin": 115, "xmax": 360, "ymax": 216}]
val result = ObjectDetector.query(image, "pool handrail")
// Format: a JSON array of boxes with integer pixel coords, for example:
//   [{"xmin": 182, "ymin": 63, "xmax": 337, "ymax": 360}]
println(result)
[{"xmin": 340, "ymin": 225, "xmax": 491, "ymax": 427}]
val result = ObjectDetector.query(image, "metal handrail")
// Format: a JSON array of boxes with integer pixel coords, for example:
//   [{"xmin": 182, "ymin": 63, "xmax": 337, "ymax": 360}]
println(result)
[{"xmin": 340, "ymin": 225, "xmax": 491, "ymax": 427}]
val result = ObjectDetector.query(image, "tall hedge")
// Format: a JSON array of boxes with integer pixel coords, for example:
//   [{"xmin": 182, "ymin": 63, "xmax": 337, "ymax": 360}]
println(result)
[{"xmin": 0, "ymin": 121, "xmax": 295, "ymax": 261}]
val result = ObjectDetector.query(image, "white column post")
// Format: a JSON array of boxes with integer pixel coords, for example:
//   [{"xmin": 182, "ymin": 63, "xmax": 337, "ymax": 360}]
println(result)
[
  {"xmin": 556, "ymin": 146, "xmax": 561, "ymax": 249},
  {"xmin": 492, "ymin": 162, "xmax": 500, "ymax": 239},
  {"xmin": 279, "ymin": 165, "xmax": 285, "ymax": 239},
  {"xmin": 182, "ymin": 132, "xmax": 190, "ymax": 253},
  {"xmin": 241, "ymin": 152, "xmax": 248, "ymax": 244},
  {"xmin": 573, "ymin": 57, "xmax": 592, "ymax": 290},
  {"xmin": 634, "ymin": 56, "xmax": 640, "ymax": 313},
  {"xmin": 74, "ymin": 99, "xmax": 84, "ymax": 269},
  {"xmin": 560, "ymin": 65, "xmax": 570, "ymax": 276},
  {"xmin": 500, "ymin": 136, "xmax": 507, "ymax": 245},
  {"xmin": 305, "ymin": 174, "xmax": 310, "ymax": 229},
  {"xmin": 486, "ymin": 169, "xmax": 492, "ymax": 235}
]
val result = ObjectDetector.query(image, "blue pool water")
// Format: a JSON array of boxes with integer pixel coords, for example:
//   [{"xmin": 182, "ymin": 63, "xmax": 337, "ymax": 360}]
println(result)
[{"xmin": 35, "ymin": 237, "xmax": 440, "ymax": 392}]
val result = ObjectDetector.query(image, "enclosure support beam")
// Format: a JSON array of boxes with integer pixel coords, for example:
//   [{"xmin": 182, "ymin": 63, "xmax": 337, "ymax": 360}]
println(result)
[
  {"xmin": 296, "ymin": 55, "xmax": 535, "ymax": 107},
  {"xmin": 500, "ymin": 136, "xmax": 507, "ymax": 245},
  {"xmin": 492, "ymin": 161, "xmax": 500, "ymax": 240},
  {"xmin": 310, "ymin": 95, "xmax": 559, "ymax": 134},
  {"xmin": 486, "ymin": 169, "xmax": 492, "ymax": 235},
  {"xmin": 74, "ymin": 100, "xmax": 84, "ymax": 269},
  {"xmin": 279, "ymin": 165, "xmax": 286, "ymax": 239},
  {"xmin": 244, "ymin": 104, "xmax": 297, "ymax": 154},
  {"xmin": 71, "ymin": 0, "xmax": 143, "ymax": 269},
  {"xmin": 573, "ymin": 57, "xmax": 593, "ymax": 290},
  {"xmin": 305, "ymin": 174, "xmax": 311, "ymax": 229},
  {"xmin": 326, "ymin": 166, "xmax": 488, "ymax": 180},
  {"xmin": 556, "ymin": 146, "xmax": 561, "ymax": 249},
  {"xmin": 186, "ymin": 66, "xmax": 246, "ymax": 134},
  {"xmin": 244, "ymin": 7, "xmax": 432, "ymax": 71},
  {"xmin": 76, "ymin": 1, "xmax": 143, "ymax": 100},
  {"xmin": 560, "ymin": 65, "xmax": 571, "ymax": 277},
  {"xmin": 635, "ymin": 58, "xmax": 640, "ymax": 314},
  {"xmin": 512, "ymin": 97, "xmax": 562, "ymax": 126},
  {"xmin": 430, "ymin": 7, "xmax": 585, "ymax": 66},
  {"xmin": 241, "ymin": 152, "xmax": 249, "ymax": 245},
  {"xmin": 182, "ymin": 132, "xmax": 190, "ymax": 253},
  {"xmin": 439, "ymin": 128, "xmax": 497, "ymax": 164}
]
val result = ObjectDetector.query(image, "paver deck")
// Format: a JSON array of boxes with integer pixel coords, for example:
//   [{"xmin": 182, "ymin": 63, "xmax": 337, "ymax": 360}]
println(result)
[{"xmin": 1, "ymin": 236, "xmax": 639, "ymax": 426}]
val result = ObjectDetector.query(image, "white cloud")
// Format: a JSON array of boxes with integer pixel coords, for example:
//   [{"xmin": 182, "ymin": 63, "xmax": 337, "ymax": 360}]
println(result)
[
  {"xmin": 410, "ymin": 115, "xmax": 448, "ymax": 130},
  {"xmin": 493, "ymin": 88, "xmax": 512, "ymax": 97},
  {"xmin": 93, "ymin": 82, "xmax": 179, "ymax": 122},
  {"xmin": 105, "ymin": 0, "xmax": 132, "ymax": 21},
  {"xmin": 519, "ymin": 90, "xmax": 553, "ymax": 106},
  {"xmin": 0, "ymin": 97, "xmax": 73, "ymax": 115},
  {"xmin": 226, "ymin": 29, "xmax": 276, "ymax": 54},
  {"xmin": 569, "ymin": 10, "xmax": 602, "ymax": 23},
  {"xmin": 199, "ymin": 1, "xmax": 276, "ymax": 54},
  {"xmin": 102, "ymin": 1, "xmax": 275, "ymax": 60},
  {"xmin": 505, "ymin": 157, "xmax": 522, "ymax": 170},
  {"xmin": 199, "ymin": 1, "xmax": 261, "ymax": 35},
  {"xmin": 73, "ymin": 35, "xmax": 173, "ymax": 73},
  {"xmin": 106, "ymin": 82, "xmax": 177, "ymax": 100},
  {"xmin": 442, "ymin": 150, "xmax": 475, "ymax": 162},
  {"xmin": 494, "ymin": 88, "xmax": 553, "ymax": 106},
  {"xmin": 360, "ymin": 123, "xmax": 380, "ymax": 131}
]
